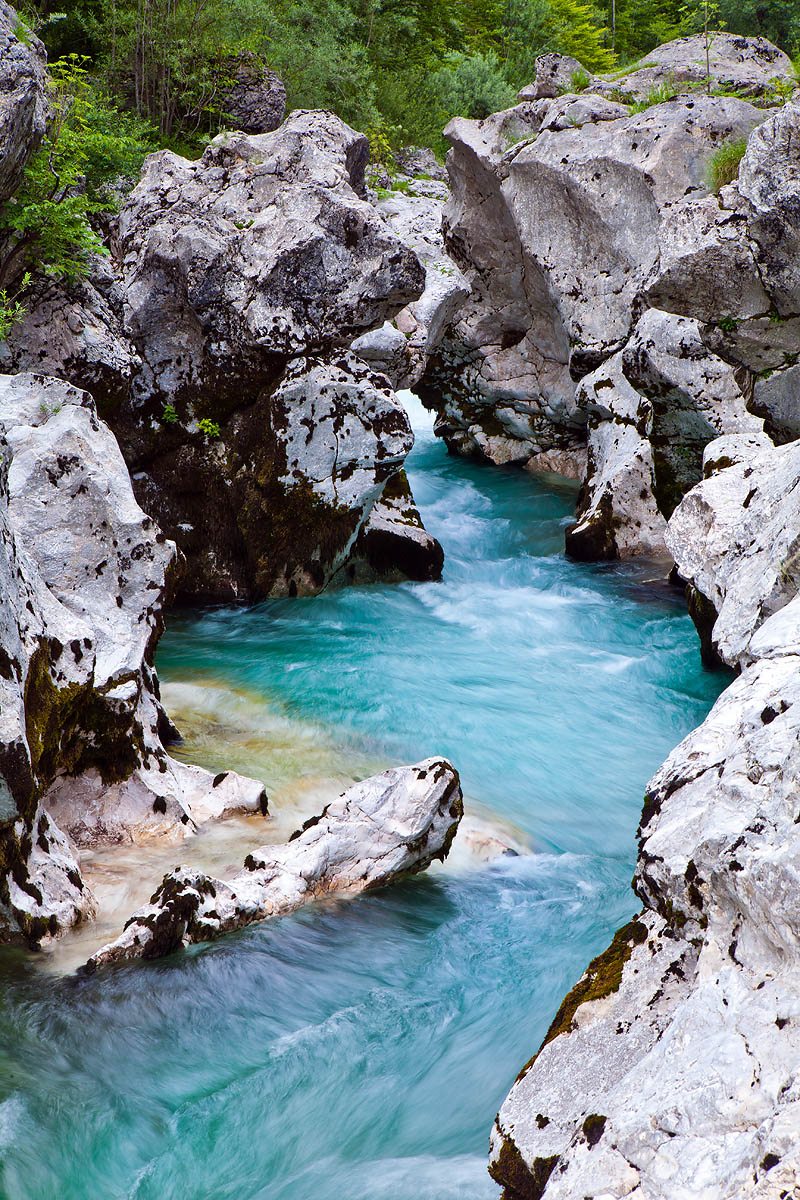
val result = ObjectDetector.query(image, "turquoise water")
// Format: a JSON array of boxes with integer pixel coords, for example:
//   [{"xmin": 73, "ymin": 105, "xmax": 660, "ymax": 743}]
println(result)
[{"xmin": 0, "ymin": 398, "xmax": 726, "ymax": 1199}]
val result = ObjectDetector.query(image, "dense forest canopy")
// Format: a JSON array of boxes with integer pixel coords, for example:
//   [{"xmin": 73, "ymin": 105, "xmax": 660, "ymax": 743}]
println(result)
[
  {"xmin": 27, "ymin": 0, "xmax": 800, "ymax": 153},
  {"xmin": 0, "ymin": 0, "xmax": 795, "ymax": 304}
]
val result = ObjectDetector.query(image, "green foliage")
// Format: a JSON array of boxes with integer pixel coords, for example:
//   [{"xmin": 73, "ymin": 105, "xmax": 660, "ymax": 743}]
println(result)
[
  {"xmin": 160, "ymin": 404, "xmax": 180, "ymax": 425},
  {"xmin": 569, "ymin": 67, "xmax": 591, "ymax": 91},
  {"xmin": 629, "ymin": 78, "xmax": 678, "ymax": 111},
  {"xmin": 706, "ymin": 137, "xmax": 747, "ymax": 192},
  {"xmin": 433, "ymin": 51, "xmax": 517, "ymax": 120},
  {"xmin": 0, "ymin": 273, "xmax": 30, "ymax": 341},
  {"xmin": 0, "ymin": 56, "xmax": 154, "ymax": 289},
  {"xmin": 25, "ymin": 0, "xmax": 799, "ymax": 164},
  {"xmin": 198, "ymin": 418, "xmax": 221, "ymax": 438}
]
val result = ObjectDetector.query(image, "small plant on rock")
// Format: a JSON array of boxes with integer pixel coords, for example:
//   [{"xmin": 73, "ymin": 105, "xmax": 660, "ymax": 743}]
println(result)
[
  {"xmin": 198, "ymin": 417, "xmax": 221, "ymax": 438},
  {"xmin": 160, "ymin": 403, "xmax": 179, "ymax": 424},
  {"xmin": 706, "ymin": 137, "xmax": 747, "ymax": 193},
  {"xmin": 569, "ymin": 67, "xmax": 591, "ymax": 93}
]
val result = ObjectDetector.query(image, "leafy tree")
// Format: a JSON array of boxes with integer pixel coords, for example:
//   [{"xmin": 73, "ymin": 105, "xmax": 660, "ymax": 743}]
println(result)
[
  {"xmin": 433, "ymin": 50, "xmax": 517, "ymax": 119},
  {"xmin": 0, "ymin": 56, "xmax": 154, "ymax": 290}
]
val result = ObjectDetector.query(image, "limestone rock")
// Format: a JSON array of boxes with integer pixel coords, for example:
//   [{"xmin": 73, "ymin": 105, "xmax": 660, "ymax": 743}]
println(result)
[
  {"xmin": 622, "ymin": 308, "xmax": 761, "ymax": 517},
  {"xmin": 666, "ymin": 438, "xmax": 800, "ymax": 669},
  {"xmin": 519, "ymin": 53, "xmax": 589, "ymax": 101},
  {"xmin": 85, "ymin": 757, "xmax": 463, "ymax": 968},
  {"xmin": 0, "ymin": 373, "xmax": 266, "ymax": 946},
  {"xmin": 566, "ymin": 352, "xmax": 668, "ymax": 560},
  {"xmin": 593, "ymin": 33, "xmax": 795, "ymax": 102},
  {"xmin": 349, "ymin": 469, "xmax": 444, "ymax": 582},
  {"xmin": 221, "ymin": 53, "xmax": 286, "ymax": 133},
  {"xmin": 393, "ymin": 146, "xmax": 447, "ymax": 182},
  {"xmin": 3, "ymin": 109, "xmax": 439, "ymax": 601},
  {"xmin": 419, "ymin": 91, "xmax": 764, "ymax": 474},
  {"xmin": 646, "ymin": 102, "xmax": 800, "ymax": 405},
  {"xmin": 354, "ymin": 187, "xmax": 469, "ymax": 390},
  {"xmin": 0, "ymin": 2, "xmax": 48, "ymax": 204}
]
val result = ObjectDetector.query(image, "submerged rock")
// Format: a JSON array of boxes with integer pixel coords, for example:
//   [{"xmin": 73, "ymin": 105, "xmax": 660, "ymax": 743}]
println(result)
[
  {"xmin": 84, "ymin": 757, "xmax": 463, "ymax": 968},
  {"xmin": 0, "ymin": 373, "xmax": 265, "ymax": 946}
]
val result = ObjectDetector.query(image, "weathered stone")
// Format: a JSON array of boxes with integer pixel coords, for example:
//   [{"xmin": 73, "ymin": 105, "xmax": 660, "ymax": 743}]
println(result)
[
  {"xmin": 593, "ymin": 32, "xmax": 796, "ymax": 102},
  {"xmin": 566, "ymin": 352, "xmax": 667, "ymax": 559},
  {"xmin": 666, "ymin": 438, "xmax": 800, "ymax": 669},
  {"xmin": 0, "ymin": 373, "xmax": 266, "ymax": 945},
  {"xmin": 519, "ymin": 53, "xmax": 589, "ymax": 101},
  {"xmin": 221, "ymin": 52, "xmax": 286, "ymax": 133},
  {"xmin": 354, "ymin": 186, "xmax": 469, "ymax": 389},
  {"xmin": 420, "ymin": 91, "xmax": 764, "ymax": 477},
  {"xmin": 3, "ymin": 110, "xmax": 440, "ymax": 601},
  {"xmin": 0, "ymin": 2, "xmax": 48, "ymax": 205},
  {"xmin": 85, "ymin": 757, "xmax": 462, "ymax": 969},
  {"xmin": 348, "ymin": 469, "xmax": 444, "ymax": 582}
]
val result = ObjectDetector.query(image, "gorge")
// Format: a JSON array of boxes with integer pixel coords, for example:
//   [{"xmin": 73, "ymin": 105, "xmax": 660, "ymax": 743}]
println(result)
[{"xmin": 1, "ymin": 5, "xmax": 800, "ymax": 1197}]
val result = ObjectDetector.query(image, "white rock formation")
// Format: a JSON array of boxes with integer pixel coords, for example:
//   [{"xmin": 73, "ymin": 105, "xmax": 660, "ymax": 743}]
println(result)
[
  {"xmin": 2, "ymin": 108, "xmax": 441, "ymax": 600},
  {"xmin": 85, "ymin": 757, "xmax": 463, "ymax": 969},
  {"xmin": 353, "ymin": 180, "xmax": 470, "ymax": 390},
  {"xmin": 420, "ymin": 79, "xmax": 764, "ymax": 484},
  {"xmin": 491, "ymin": 431, "xmax": 800, "ymax": 1198},
  {"xmin": 0, "ymin": 373, "xmax": 266, "ymax": 946}
]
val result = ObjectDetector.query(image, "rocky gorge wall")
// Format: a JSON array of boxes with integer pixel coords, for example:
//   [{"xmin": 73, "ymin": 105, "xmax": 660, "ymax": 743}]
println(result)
[
  {"xmin": 419, "ymin": 34, "xmax": 797, "ymax": 563},
  {"xmin": 476, "ymin": 41, "xmax": 800, "ymax": 1200}
]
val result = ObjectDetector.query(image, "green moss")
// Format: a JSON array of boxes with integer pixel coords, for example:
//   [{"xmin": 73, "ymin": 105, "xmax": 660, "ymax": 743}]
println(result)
[
  {"xmin": 515, "ymin": 918, "xmax": 648, "ymax": 1083},
  {"xmin": 489, "ymin": 1130, "xmax": 559, "ymax": 1200}
]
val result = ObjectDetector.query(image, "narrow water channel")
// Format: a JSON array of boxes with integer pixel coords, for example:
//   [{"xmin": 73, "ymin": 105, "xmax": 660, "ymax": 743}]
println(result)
[{"xmin": 0, "ymin": 396, "xmax": 725, "ymax": 1199}]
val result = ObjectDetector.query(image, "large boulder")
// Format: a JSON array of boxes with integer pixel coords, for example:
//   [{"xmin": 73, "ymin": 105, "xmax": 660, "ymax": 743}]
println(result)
[
  {"xmin": 0, "ymin": 2, "xmax": 48, "ymax": 205},
  {"xmin": 646, "ymin": 101, "xmax": 800, "ymax": 446},
  {"xmin": 667, "ymin": 438, "xmax": 800, "ymax": 669},
  {"xmin": 0, "ymin": 373, "xmax": 266, "ymax": 947},
  {"xmin": 593, "ymin": 32, "xmax": 796, "ymax": 102},
  {"xmin": 221, "ymin": 53, "xmax": 286, "ymax": 134},
  {"xmin": 85, "ymin": 757, "xmax": 463, "ymax": 968},
  {"xmin": 2, "ymin": 110, "xmax": 442, "ymax": 600},
  {"xmin": 352, "ymin": 180, "xmax": 470, "ymax": 390},
  {"xmin": 420, "ymin": 87, "xmax": 764, "ymax": 479}
]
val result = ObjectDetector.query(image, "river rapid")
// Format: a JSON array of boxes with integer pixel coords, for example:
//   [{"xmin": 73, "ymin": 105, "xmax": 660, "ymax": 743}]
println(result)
[{"xmin": 0, "ymin": 395, "xmax": 726, "ymax": 1199}]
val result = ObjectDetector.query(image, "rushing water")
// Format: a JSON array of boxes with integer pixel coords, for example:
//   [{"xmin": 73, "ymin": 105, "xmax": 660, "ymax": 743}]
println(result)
[{"xmin": 0, "ymin": 396, "xmax": 726, "ymax": 1199}]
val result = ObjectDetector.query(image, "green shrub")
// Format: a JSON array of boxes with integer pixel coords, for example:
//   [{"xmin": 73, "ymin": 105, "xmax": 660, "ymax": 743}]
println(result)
[
  {"xmin": 198, "ymin": 418, "xmax": 221, "ymax": 438},
  {"xmin": 568, "ymin": 66, "xmax": 591, "ymax": 92},
  {"xmin": 0, "ymin": 56, "xmax": 154, "ymax": 290},
  {"xmin": 706, "ymin": 137, "xmax": 747, "ymax": 193}
]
